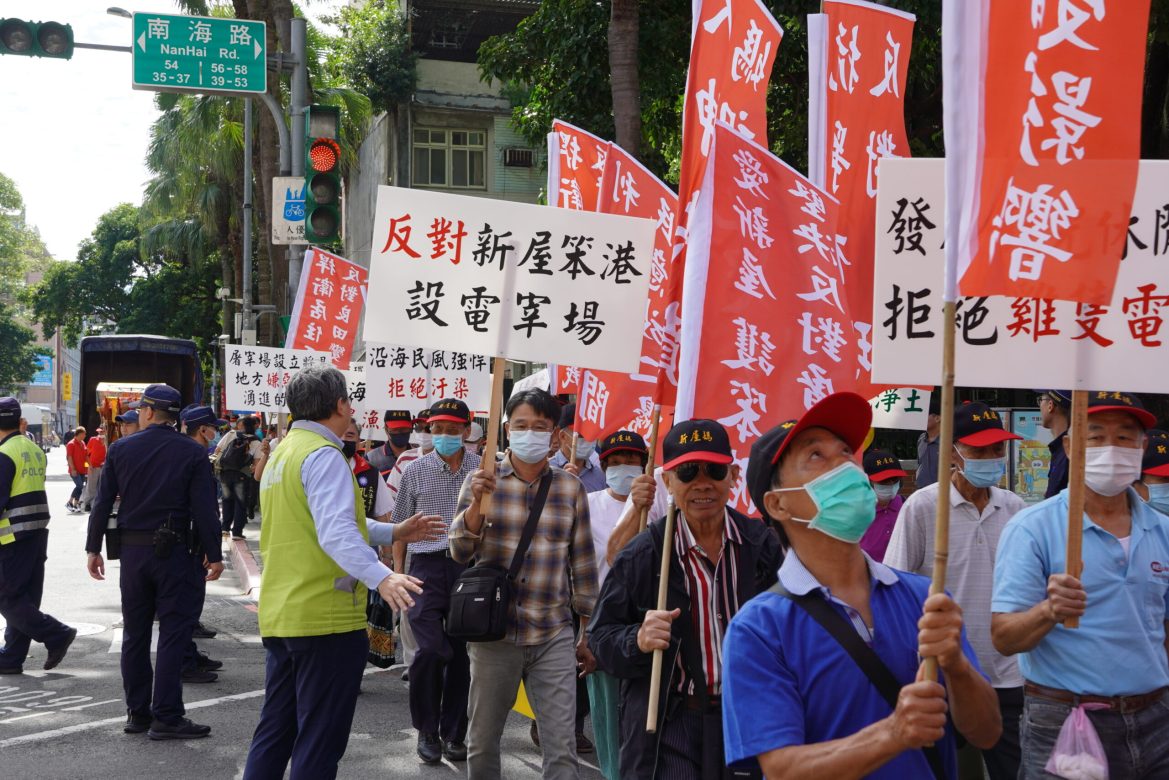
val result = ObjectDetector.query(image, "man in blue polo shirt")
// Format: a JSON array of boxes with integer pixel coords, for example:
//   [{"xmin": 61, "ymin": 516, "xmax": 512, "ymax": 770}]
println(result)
[
  {"xmin": 992, "ymin": 391, "xmax": 1169, "ymax": 778},
  {"xmin": 722, "ymin": 392, "xmax": 1001, "ymax": 778}
]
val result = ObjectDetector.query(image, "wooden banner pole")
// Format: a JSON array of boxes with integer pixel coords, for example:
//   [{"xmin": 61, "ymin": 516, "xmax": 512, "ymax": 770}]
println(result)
[
  {"xmin": 646, "ymin": 499, "xmax": 678, "ymax": 734},
  {"xmin": 476, "ymin": 357, "xmax": 508, "ymax": 519},
  {"xmin": 1063, "ymin": 389, "xmax": 1088, "ymax": 629},
  {"xmin": 923, "ymin": 299, "xmax": 957, "ymax": 684},
  {"xmin": 638, "ymin": 405, "xmax": 662, "ymax": 533},
  {"xmin": 570, "ymin": 431, "xmax": 580, "ymax": 469}
]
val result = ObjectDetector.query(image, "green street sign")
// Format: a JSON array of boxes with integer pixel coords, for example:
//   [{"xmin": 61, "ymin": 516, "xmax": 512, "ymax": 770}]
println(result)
[{"xmin": 132, "ymin": 13, "xmax": 266, "ymax": 95}]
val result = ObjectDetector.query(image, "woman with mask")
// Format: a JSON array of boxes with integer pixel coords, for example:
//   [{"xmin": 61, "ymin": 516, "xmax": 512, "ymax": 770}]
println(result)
[
  {"xmin": 858, "ymin": 448, "xmax": 908, "ymax": 562},
  {"xmin": 886, "ymin": 400, "xmax": 1025, "ymax": 780},
  {"xmin": 1136, "ymin": 429, "xmax": 1169, "ymax": 515},
  {"xmin": 585, "ymin": 429, "xmax": 648, "ymax": 780}
]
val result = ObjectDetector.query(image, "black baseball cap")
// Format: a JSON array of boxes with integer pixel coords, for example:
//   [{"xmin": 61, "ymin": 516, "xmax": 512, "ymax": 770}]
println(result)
[
  {"xmin": 1088, "ymin": 390, "xmax": 1156, "ymax": 429},
  {"xmin": 429, "ymin": 398, "xmax": 472, "ymax": 424},
  {"xmin": 1036, "ymin": 390, "xmax": 1071, "ymax": 407},
  {"xmin": 597, "ymin": 430, "xmax": 648, "ymax": 461},
  {"xmin": 0, "ymin": 396, "xmax": 19, "ymax": 426},
  {"xmin": 661, "ymin": 419, "xmax": 732, "ymax": 471},
  {"xmin": 954, "ymin": 401, "xmax": 1021, "ymax": 447},
  {"xmin": 180, "ymin": 405, "xmax": 226, "ymax": 430},
  {"xmin": 558, "ymin": 403, "xmax": 577, "ymax": 431},
  {"xmin": 414, "ymin": 409, "xmax": 431, "ymax": 425},
  {"xmin": 384, "ymin": 410, "xmax": 413, "ymax": 430},
  {"xmin": 746, "ymin": 392, "xmax": 871, "ymax": 521},
  {"xmin": 1144, "ymin": 429, "xmax": 1169, "ymax": 477},
  {"xmin": 115, "ymin": 409, "xmax": 139, "ymax": 424},
  {"xmin": 139, "ymin": 383, "xmax": 182, "ymax": 414},
  {"xmin": 864, "ymin": 449, "xmax": 907, "ymax": 482}
]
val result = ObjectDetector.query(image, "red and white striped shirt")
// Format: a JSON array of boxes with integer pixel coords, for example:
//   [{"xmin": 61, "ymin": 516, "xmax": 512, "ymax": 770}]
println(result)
[{"xmin": 673, "ymin": 510, "xmax": 743, "ymax": 696}]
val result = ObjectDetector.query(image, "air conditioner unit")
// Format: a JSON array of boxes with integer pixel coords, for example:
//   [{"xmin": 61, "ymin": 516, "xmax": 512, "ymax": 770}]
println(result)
[{"xmin": 503, "ymin": 148, "xmax": 535, "ymax": 168}]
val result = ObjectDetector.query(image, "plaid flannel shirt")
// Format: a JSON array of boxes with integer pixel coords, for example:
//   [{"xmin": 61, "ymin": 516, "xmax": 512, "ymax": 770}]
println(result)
[{"xmin": 450, "ymin": 456, "xmax": 598, "ymax": 646}]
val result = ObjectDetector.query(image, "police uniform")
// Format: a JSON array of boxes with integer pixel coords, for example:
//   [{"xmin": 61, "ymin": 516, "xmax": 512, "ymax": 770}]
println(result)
[
  {"xmin": 87, "ymin": 385, "xmax": 222, "ymax": 738},
  {"xmin": 0, "ymin": 396, "xmax": 76, "ymax": 674}
]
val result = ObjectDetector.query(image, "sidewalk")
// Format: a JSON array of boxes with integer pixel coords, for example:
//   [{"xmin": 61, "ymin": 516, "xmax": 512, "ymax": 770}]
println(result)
[{"xmin": 225, "ymin": 509, "xmax": 264, "ymax": 596}]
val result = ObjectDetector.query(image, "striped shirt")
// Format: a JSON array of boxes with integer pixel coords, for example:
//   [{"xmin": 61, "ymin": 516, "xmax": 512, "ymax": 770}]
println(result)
[
  {"xmin": 450, "ymin": 455, "xmax": 598, "ymax": 646},
  {"xmin": 387, "ymin": 447, "xmax": 425, "ymax": 495},
  {"xmin": 391, "ymin": 449, "xmax": 481, "ymax": 554},
  {"xmin": 674, "ymin": 510, "xmax": 742, "ymax": 696}
]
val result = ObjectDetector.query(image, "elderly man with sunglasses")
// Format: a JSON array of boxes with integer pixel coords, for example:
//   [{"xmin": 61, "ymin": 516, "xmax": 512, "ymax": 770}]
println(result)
[{"xmin": 588, "ymin": 419, "xmax": 782, "ymax": 780}]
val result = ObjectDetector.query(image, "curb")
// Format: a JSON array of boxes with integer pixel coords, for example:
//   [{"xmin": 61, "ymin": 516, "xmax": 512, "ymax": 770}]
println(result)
[{"xmin": 229, "ymin": 538, "xmax": 262, "ymax": 596}]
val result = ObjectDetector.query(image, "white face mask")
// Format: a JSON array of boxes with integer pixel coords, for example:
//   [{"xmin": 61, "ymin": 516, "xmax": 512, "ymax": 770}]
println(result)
[
  {"xmin": 410, "ymin": 432, "xmax": 433, "ymax": 450},
  {"xmin": 1084, "ymin": 445, "xmax": 1144, "ymax": 497},
  {"xmin": 574, "ymin": 438, "xmax": 596, "ymax": 462}
]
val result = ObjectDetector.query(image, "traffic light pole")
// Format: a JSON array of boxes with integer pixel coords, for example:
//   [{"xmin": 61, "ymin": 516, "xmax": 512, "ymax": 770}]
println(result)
[
  {"xmin": 286, "ymin": 17, "xmax": 308, "ymax": 321},
  {"xmin": 242, "ymin": 96, "xmax": 255, "ymax": 345}
]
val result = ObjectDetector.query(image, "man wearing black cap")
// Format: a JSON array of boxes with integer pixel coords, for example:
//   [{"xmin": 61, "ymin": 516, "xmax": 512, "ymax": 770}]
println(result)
[
  {"xmin": 364, "ymin": 409, "xmax": 414, "ymax": 478},
  {"xmin": 722, "ymin": 392, "xmax": 1001, "ymax": 779},
  {"xmin": 1136, "ymin": 429, "xmax": 1169, "ymax": 514},
  {"xmin": 116, "ymin": 407, "xmax": 141, "ymax": 437},
  {"xmin": 86, "ymin": 383, "xmax": 225, "ymax": 740},
  {"xmin": 1037, "ymin": 390, "xmax": 1071, "ymax": 498},
  {"xmin": 551, "ymin": 403, "xmax": 606, "ymax": 493},
  {"xmin": 588, "ymin": 419, "xmax": 781, "ymax": 779},
  {"xmin": 391, "ymin": 398, "xmax": 480, "ymax": 764},
  {"xmin": 0, "ymin": 396, "xmax": 77, "ymax": 675},
  {"xmin": 915, "ymin": 391, "xmax": 942, "ymax": 488},
  {"xmin": 886, "ymin": 402, "xmax": 1026, "ymax": 779},
  {"xmin": 993, "ymin": 391, "xmax": 1169, "ymax": 778}
]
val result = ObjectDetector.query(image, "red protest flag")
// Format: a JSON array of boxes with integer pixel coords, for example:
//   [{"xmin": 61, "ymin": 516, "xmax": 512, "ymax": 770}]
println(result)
[
  {"xmin": 809, "ymin": 0, "xmax": 915, "ymax": 397},
  {"xmin": 656, "ymin": 0, "xmax": 783, "ymax": 406},
  {"xmin": 575, "ymin": 144, "xmax": 680, "ymax": 448},
  {"xmin": 286, "ymin": 247, "xmax": 367, "ymax": 368},
  {"xmin": 548, "ymin": 120, "xmax": 610, "ymax": 213},
  {"xmin": 677, "ymin": 123, "xmax": 858, "ymax": 514},
  {"xmin": 948, "ymin": 0, "xmax": 1151, "ymax": 305}
]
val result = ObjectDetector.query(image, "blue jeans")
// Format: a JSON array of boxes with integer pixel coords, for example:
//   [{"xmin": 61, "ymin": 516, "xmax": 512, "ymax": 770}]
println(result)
[
  {"xmin": 1020, "ymin": 691, "xmax": 1169, "ymax": 778},
  {"xmin": 69, "ymin": 473, "xmax": 85, "ymax": 502}
]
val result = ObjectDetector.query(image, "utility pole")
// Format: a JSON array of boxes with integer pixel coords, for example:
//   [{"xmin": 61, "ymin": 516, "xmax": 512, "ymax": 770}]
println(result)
[
  {"xmin": 286, "ymin": 17, "xmax": 308, "ymax": 321},
  {"xmin": 242, "ymin": 96, "xmax": 255, "ymax": 345}
]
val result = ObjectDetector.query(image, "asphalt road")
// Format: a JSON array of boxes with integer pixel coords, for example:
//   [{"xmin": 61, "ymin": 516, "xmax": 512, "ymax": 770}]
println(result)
[{"xmin": 0, "ymin": 445, "xmax": 602, "ymax": 779}]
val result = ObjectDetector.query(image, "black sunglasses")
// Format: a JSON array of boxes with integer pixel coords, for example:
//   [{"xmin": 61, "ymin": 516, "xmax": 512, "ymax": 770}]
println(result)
[{"xmin": 674, "ymin": 461, "xmax": 730, "ymax": 483}]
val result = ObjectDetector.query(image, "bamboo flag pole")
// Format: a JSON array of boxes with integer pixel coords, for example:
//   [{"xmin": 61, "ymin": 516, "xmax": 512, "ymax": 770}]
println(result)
[
  {"xmin": 476, "ymin": 357, "xmax": 508, "ymax": 518},
  {"xmin": 638, "ymin": 405, "xmax": 662, "ymax": 533},
  {"xmin": 1063, "ymin": 390, "xmax": 1088, "ymax": 629},
  {"xmin": 922, "ymin": 303, "xmax": 957, "ymax": 684},
  {"xmin": 570, "ymin": 430, "xmax": 580, "ymax": 469},
  {"xmin": 646, "ymin": 499, "xmax": 678, "ymax": 734}
]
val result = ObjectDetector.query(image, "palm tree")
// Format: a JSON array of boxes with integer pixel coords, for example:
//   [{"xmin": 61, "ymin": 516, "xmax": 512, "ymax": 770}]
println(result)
[{"xmin": 609, "ymin": 0, "xmax": 641, "ymax": 158}]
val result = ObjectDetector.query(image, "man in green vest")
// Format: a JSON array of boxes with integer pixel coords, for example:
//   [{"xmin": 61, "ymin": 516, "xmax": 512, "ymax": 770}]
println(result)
[
  {"xmin": 243, "ymin": 364, "xmax": 437, "ymax": 780},
  {"xmin": 0, "ymin": 396, "xmax": 76, "ymax": 674}
]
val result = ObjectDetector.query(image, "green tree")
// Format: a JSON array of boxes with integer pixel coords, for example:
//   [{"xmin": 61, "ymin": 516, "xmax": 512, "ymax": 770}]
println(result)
[
  {"xmin": 322, "ymin": 0, "xmax": 417, "ymax": 114},
  {"xmin": 0, "ymin": 172, "xmax": 48, "ymax": 391}
]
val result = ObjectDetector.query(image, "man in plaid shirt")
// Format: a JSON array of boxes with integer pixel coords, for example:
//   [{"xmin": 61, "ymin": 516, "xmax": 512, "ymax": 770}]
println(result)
[{"xmin": 450, "ymin": 388, "xmax": 598, "ymax": 780}]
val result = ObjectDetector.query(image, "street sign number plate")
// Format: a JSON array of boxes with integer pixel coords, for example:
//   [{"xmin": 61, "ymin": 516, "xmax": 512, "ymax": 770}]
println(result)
[{"xmin": 131, "ymin": 13, "xmax": 266, "ymax": 95}]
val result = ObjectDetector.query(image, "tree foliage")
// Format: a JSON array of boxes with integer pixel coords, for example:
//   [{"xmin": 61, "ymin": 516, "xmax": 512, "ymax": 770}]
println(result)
[
  {"xmin": 0, "ymin": 172, "xmax": 48, "ymax": 391},
  {"xmin": 322, "ymin": 0, "xmax": 417, "ymax": 115}
]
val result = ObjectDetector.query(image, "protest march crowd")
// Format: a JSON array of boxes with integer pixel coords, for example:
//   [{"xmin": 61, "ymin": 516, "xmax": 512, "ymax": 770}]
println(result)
[{"xmin": 3, "ymin": 0, "xmax": 1167, "ymax": 779}]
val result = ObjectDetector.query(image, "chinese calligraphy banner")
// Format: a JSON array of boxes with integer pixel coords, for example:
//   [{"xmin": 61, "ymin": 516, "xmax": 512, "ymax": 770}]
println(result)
[
  {"xmin": 286, "ymin": 246, "xmax": 368, "ymax": 367},
  {"xmin": 869, "ymin": 387, "xmax": 931, "ymax": 431},
  {"xmin": 551, "ymin": 364, "xmax": 581, "ymax": 396},
  {"xmin": 224, "ymin": 345, "xmax": 330, "ymax": 413},
  {"xmin": 363, "ymin": 342, "xmax": 493, "ymax": 413},
  {"xmin": 678, "ymin": 123, "xmax": 859, "ymax": 513},
  {"xmin": 547, "ymin": 120, "xmax": 609, "ymax": 212},
  {"xmin": 808, "ymin": 0, "xmax": 915, "ymax": 396},
  {"xmin": 873, "ymin": 158, "xmax": 1168, "ymax": 393},
  {"xmin": 364, "ymin": 186, "xmax": 655, "ymax": 372},
  {"xmin": 341, "ymin": 362, "xmax": 381, "ymax": 438},
  {"xmin": 946, "ymin": 0, "xmax": 1151, "ymax": 305}
]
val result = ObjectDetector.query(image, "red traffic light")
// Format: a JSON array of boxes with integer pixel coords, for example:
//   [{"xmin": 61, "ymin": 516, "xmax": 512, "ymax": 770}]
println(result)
[{"xmin": 308, "ymin": 138, "xmax": 340, "ymax": 174}]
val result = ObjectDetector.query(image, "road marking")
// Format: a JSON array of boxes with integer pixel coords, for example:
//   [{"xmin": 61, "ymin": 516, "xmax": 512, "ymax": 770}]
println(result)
[
  {"xmin": 0, "ymin": 666, "xmax": 396, "ymax": 749},
  {"xmin": 61, "ymin": 698, "xmax": 121, "ymax": 712},
  {"xmin": 0, "ymin": 712, "xmax": 53, "ymax": 724}
]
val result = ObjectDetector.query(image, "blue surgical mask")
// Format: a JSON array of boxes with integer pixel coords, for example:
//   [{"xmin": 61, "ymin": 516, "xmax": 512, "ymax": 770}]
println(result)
[
  {"xmin": 605, "ymin": 464, "xmax": 642, "ymax": 496},
  {"xmin": 574, "ymin": 438, "xmax": 596, "ymax": 462},
  {"xmin": 510, "ymin": 430, "xmax": 552, "ymax": 464},
  {"xmin": 1146, "ymin": 483, "xmax": 1169, "ymax": 515},
  {"xmin": 873, "ymin": 481, "xmax": 901, "ymax": 503},
  {"xmin": 957, "ymin": 451, "xmax": 1006, "ymax": 488},
  {"xmin": 433, "ymin": 434, "xmax": 464, "ymax": 458},
  {"xmin": 773, "ymin": 462, "xmax": 877, "ymax": 543}
]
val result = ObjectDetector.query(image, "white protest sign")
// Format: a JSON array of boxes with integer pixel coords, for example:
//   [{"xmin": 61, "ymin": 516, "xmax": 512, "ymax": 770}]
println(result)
[
  {"xmin": 869, "ymin": 388, "xmax": 931, "ymax": 431},
  {"xmin": 271, "ymin": 176, "xmax": 308, "ymax": 245},
  {"xmin": 873, "ymin": 158, "xmax": 1168, "ymax": 393},
  {"xmin": 364, "ymin": 186, "xmax": 655, "ymax": 372},
  {"xmin": 341, "ymin": 363, "xmax": 381, "ymax": 438},
  {"xmin": 363, "ymin": 342, "xmax": 492, "ymax": 413},
  {"xmin": 224, "ymin": 345, "xmax": 329, "ymax": 413}
]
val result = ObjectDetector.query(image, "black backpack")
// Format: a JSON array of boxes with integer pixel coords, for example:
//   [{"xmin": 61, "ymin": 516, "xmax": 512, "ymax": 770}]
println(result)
[{"xmin": 220, "ymin": 434, "xmax": 254, "ymax": 472}]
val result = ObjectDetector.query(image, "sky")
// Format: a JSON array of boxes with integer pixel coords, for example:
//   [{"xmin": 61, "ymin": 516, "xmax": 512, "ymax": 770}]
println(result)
[{"xmin": 0, "ymin": 0, "xmax": 344, "ymax": 261}]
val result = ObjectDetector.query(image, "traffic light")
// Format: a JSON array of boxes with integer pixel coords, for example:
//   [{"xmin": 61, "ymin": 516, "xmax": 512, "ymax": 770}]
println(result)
[
  {"xmin": 304, "ymin": 105, "xmax": 342, "ymax": 245},
  {"xmin": 0, "ymin": 19, "xmax": 73, "ymax": 59}
]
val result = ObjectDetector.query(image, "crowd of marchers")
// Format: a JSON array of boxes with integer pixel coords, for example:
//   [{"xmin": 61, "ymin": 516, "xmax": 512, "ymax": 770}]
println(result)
[{"xmin": 2, "ymin": 373, "xmax": 1168, "ymax": 780}]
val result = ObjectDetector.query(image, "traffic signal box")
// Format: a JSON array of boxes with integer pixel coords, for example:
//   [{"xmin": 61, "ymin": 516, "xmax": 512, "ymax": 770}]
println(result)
[
  {"xmin": 304, "ymin": 105, "xmax": 342, "ymax": 245},
  {"xmin": 0, "ymin": 19, "xmax": 73, "ymax": 59}
]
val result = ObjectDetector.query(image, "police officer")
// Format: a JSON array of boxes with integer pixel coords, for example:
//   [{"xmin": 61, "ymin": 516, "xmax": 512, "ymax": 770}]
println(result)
[
  {"xmin": 0, "ymin": 396, "xmax": 76, "ymax": 674},
  {"xmin": 86, "ymin": 384, "xmax": 224, "ymax": 740}
]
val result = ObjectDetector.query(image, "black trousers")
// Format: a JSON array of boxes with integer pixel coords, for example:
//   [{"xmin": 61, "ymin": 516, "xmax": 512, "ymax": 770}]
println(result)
[
  {"xmin": 0, "ymin": 531, "xmax": 73, "ymax": 670},
  {"xmin": 982, "ymin": 686, "xmax": 1023, "ymax": 780},
  {"xmin": 407, "ymin": 552, "xmax": 470, "ymax": 741}
]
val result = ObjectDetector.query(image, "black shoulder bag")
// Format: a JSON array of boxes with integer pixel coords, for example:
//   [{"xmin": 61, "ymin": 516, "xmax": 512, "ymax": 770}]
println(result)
[
  {"xmin": 446, "ymin": 472, "xmax": 553, "ymax": 643},
  {"xmin": 769, "ymin": 582, "xmax": 947, "ymax": 780}
]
